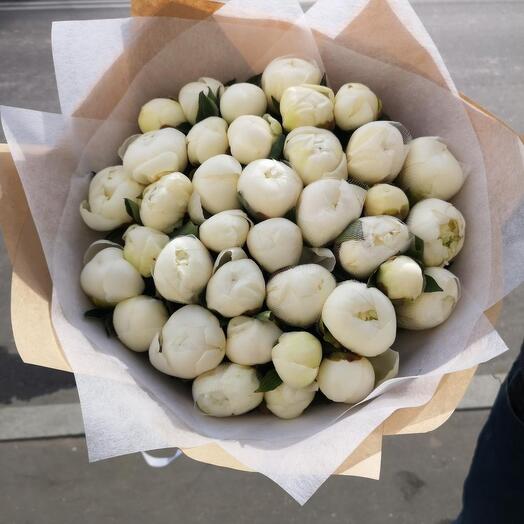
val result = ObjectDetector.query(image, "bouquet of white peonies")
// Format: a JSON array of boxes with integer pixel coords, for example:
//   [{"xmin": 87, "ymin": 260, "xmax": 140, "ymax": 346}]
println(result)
[{"xmin": 79, "ymin": 55, "xmax": 467, "ymax": 419}]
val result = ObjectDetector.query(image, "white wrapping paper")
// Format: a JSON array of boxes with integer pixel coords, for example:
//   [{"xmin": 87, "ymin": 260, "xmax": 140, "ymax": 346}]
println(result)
[{"xmin": 2, "ymin": 0, "xmax": 523, "ymax": 504}]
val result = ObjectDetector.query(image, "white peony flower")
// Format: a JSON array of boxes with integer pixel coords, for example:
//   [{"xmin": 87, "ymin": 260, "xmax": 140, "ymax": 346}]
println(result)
[
  {"xmin": 191, "ymin": 154, "xmax": 242, "ymax": 215},
  {"xmin": 336, "ymin": 216, "xmax": 411, "ymax": 279},
  {"xmin": 123, "ymin": 128, "xmax": 188, "ymax": 185},
  {"xmin": 80, "ymin": 166, "xmax": 144, "ymax": 232},
  {"xmin": 219, "ymin": 83, "xmax": 267, "ymax": 123},
  {"xmin": 149, "ymin": 304, "xmax": 225, "ymax": 379},
  {"xmin": 206, "ymin": 259, "xmax": 265, "ymax": 317},
  {"xmin": 186, "ymin": 116, "xmax": 229, "ymax": 165},
  {"xmin": 122, "ymin": 225, "xmax": 169, "ymax": 277},
  {"xmin": 407, "ymin": 198, "xmax": 466, "ymax": 266},
  {"xmin": 226, "ymin": 315, "xmax": 282, "ymax": 365},
  {"xmin": 178, "ymin": 77, "xmax": 224, "ymax": 124},
  {"xmin": 296, "ymin": 179, "xmax": 367, "ymax": 247},
  {"xmin": 280, "ymin": 84, "xmax": 335, "ymax": 132},
  {"xmin": 346, "ymin": 121, "xmax": 407, "ymax": 184},
  {"xmin": 334, "ymin": 83, "xmax": 381, "ymax": 131},
  {"xmin": 364, "ymin": 183, "xmax": 409, "ymax": 220},
  {"xmin": 398, "ymin": 137, "xmax": 465, "ymax": 202},
  {"xmin": 265, "ymin": 381, "xmax": 317, "ymax": 419},
  {"xmin": 322, "ymin": 281, "xmax": 396, "ymax": 357},
  {"xmin": 153, "ymin": 236, "xmax": 212, "ymax": 304},
  {"xmin": 139, "ymin": 172, "xmax": 193, "ymax": 233},
  {"xmin": 138, "ymin": 98, "xmax": 187, "ymax": 133},
  {"xmin": 283, "ymin": 126, "xmax": 347, "ymax": 185},
  {"xmin": 246, "ymin": 217, "xmax": 303, "ymax": 273},
  {"xmin": 266, "ymin": 264, "xmax": 336, "ymax": 327},
  {"xmin": 198, "ymin": 210, "xmax": 252, "ymax": 253},
  {"xmin": 261, "ymin": 56, "xmax": 322, "ymax": 109},
  {"xmin": 227, "ymin": 114, "xmax": 282, "ymax": 165},
  {"xmin": 80, "ymin": 247, "xmax": 144, "ymax": 307},
  {"xmin": 192, "ymin": 362, "xmax": 263, "ymax": 417},
  {"xmin": 395, "ymin": 267, "xmax": 460, "ymax": 330},
  {"xmin": 113, "ymin": 296, "xmax": 168, "ymax": 352},
  {"xmin": 237, "ymin": 159, "xmax": 303, "ymax": 219},
  {"xmin": 376, "ymin": 255, "xmax": 424, "ymax": 301},
  {"xmin": 272, "ymin": 331, "xmax": 322, "ymax": 389},
  {"xmin": 318, "ymin": 353, "xmax": 375, "ymax": 403}
]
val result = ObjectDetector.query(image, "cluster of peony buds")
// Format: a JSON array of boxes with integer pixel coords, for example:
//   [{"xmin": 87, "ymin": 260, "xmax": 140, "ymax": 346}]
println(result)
[{"xmin": 79, "ymin": 55, "xmax": 466, "ymax": 420}]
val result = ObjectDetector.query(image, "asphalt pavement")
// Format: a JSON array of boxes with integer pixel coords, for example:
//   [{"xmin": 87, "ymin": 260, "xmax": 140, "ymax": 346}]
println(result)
[{"xmin": 0, "ymin": 1, "xmax": 523, "ymax": 522}]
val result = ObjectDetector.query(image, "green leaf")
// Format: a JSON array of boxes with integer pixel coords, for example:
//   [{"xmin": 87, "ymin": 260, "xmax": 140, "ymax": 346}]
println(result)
[
  {"xmin": 270, "ymin": 96, "xmax": 281, "ymax": 118},
  {"xmin": 84, "ymin": 308, "xmax": 116, "ymax": 337},
  {"xmin": 406, "ymin": 234, "xmax": 425, "ymax": 264},
  {"xmin": 195, "ymin": 90, "xmax": 219, "ymax": 122},
  {"xmin": 320, "ymin": 72, "xmax": 327, "ymax": 86},
  {"xmin": 367, "ymin": 267, "xmax": 379, "ymax": 288},
  {"xmin": 335, "ymin": 219, "xmax": 364, "ymax": 244},
  {"xmin": 424, "ymin": 274, "xmax": 443, "ymax": 293},
  {"xmin": 207, "ymin": 87, "xmax": 220, "ymax": 108},
  {"xmin": 170, "ymin": 220, "xmax": 199, "ymax": 238},
  {"xmin": 317, "ymin": 319, "xmax": 343, "ymax": 350},
  {"xmin": 224, "ymin": 78, "xmax": 236, "ymax": 87},
  {"xmin": 255, "ymin": 310, "xmax": 274, "ymax": 322},
  {"xmin": 268, "ymin": 133, "xmax": 285, "ymax": 160},
  {"xmin": 175, "ymin": 122, "xmax": 192, "ymax": 135},
  {"xmin": 246, "ymin": 72, "xmax": 262, "ymax": 86},
  {"xmin": 255, "ymin": 368, "xmax": 283, "ymax": 393},
  {"xmin": 124, "ymin": 198, "xmax": 142, "ymax": 225},
  {"xmin": 105, "ymin": 225, "xmax": 127, "ymax": 246}
]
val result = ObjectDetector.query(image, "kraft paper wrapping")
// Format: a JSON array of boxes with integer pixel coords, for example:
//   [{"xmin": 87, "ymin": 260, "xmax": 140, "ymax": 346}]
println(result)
[{"xmin": 1, "ymin": 0, "xmax": 523, "ymax": 504}]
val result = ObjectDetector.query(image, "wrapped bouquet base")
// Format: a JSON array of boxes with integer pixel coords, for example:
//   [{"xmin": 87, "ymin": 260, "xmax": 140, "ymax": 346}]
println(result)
[{"xmin": 1, "ymin": 0, "xmax": 523, "ymax": 504}]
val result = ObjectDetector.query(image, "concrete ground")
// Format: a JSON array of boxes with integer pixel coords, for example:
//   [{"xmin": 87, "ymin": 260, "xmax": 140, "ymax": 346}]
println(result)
[{"xmin": 0, "ymin": 0, "xmax": 523, "ymax": 521}]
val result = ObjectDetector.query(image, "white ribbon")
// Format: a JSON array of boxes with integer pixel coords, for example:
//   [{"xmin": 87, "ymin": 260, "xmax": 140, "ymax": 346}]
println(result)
[{"xmin": 141, "ymin": 449, "xmax": 182, "ymax": 468}]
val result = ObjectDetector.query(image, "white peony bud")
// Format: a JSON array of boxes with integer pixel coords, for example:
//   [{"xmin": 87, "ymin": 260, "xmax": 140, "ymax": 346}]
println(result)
[
  {"xmin": 227, "ymin": 114, "xmax": 282, "ymax": 165},
  {"xmin": 122, "ymin": 225, "xmax": 169, "ymax": 277},
  {"xmin": 334, "ymin": 83, "xmax": 381, "ymax": 131},
  {"xmin": 226, "ymin": 315, "xmax": 282, "ymax": 365},
  {"xmin": 398, "ymin": 137, "xmax": 465, "ymax": 202},
  {"xmin": 186, "ymin": 117, "xmax": 229, "ymax": 165},
  {"xmin": 192, "ymin": 363, "xmax": 263, "ymax": 417},
  {"xmin": 113, "ymin": 296, "xmax": 168, "ymax": 352},
  {"xmin": 317, "ymin": 353, "xmax": 375, "ymax": 403},
  {"xmin": 139, "ymin": 172, "xmax": 193, "ymax": 233},
  {"xmin": 123, "ymin": 128, "xmax": 188, "ymax": 185},
  {"xmin": 267, "ymin": 264, "xmax": 336, "ymax": 327},
  {"xmin": 213, "ymin": 247, "xmax": 248, "ymax": 273},
  {"xmin": 237, "ymin": 159, "xmax": 303, "ymax": 219},
  {"xmin": 191, "ymin": 154, "xmax": 242, "ymax": 215},
  {"xmin": 265, "ymin": 381, "xmax": 317, "ymax": 419},
  {"xmin": 153, "ymin": 236, "xmax": 212, "ymax": 304},
  {"xmin": 80, "ymin": 247, "xmax": 144, "ymax": 307},
  {"xmin": 198, "ymin": 210, "xmax": 252, "ymax": 253},
  {"xmin": 346, "ymin": 121, "xmax": 407, "ymax": 184},
  {"xmin": 297, "ymin": 179, "xmax": 366, "ymax": 247},
  {"xmin": 283, "ymin": 126, "xmax": 347, "ymax": 185},
  {"xmin": 364, "ymin": 183, "xmax": 409, "ymax": 220},
  {"xmin": 337, "ymin": 216, "xmax": 410, "ymax": 279},
  {"xmin": 178, "ymin": 77, "xmax": 224, "ymax": 125},
  {"xmin": 272, "ymin": 331, "xmax": 322, "ymax": 389},
  {"xmin": 80, "ymin": 166, "xmax": 144, "ymax": 232},
  {"xmin": 261, "ymin": 56, "xmax": 322, "ymax": 108},
  {"xmin": 376, "ymin": 255, "xmax": 424, "ymax": 301},
  {"xmin": 246, "ymin": 218, "xmax": 303, "ymax": 272},
  {"xmin": 280, "ymin": 84, "xmax": 335, "ymax": 132},
  {"xmin": 407, "ymin": 198, "xmax": 466, "ymax": 267},
  {"xmin": 149, "ymin": 304, "xmax": 225, "ymax": 379},
  {"xmin": 206, "ymin": 259, "xmax": 265, "ymax": 317},
  {"xmin": 395, "ymin": 267, "xmax": 460, "ymax": 330},
  {"xmin": 322, "ymin": 281, "xmax": 396, "ymax": 357},
  {"xmin": 138, "ymin": 98, "xmax": 187, "ymax": 133},
  {"xmin": 219, "ymin": 83, "xmax": 267, "ymax": 123}
]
